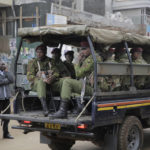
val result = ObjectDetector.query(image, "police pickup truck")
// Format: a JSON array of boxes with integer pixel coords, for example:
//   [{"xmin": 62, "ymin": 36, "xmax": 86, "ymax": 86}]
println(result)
[{"xmin": 1, "ymin": 25, "xmax": 150, "ymax": 150}]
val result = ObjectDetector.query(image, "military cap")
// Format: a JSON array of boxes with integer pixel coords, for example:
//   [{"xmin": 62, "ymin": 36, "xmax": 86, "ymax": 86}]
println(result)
[
  {"xmin": 64, "ymin": 50, "xmax": 74, "ymax": 55},
  {"xmin": 51, "ymin": 48, "xmax": 61, "ymax": 54},
  {"xmin": 36, "ymin": 44, "xmax": 47, "ymax": 52}
]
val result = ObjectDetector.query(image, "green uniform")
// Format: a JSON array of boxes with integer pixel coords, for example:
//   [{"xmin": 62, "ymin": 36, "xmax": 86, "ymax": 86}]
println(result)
[
  {"xmin": 61, "ymin": 52, "xmax": 102, "ymax": 100},
  {"xmin": 116, "ymin": 53, "xmax": 129, "ymax": 63},
  {"xmin": 133, "ymin": 56, "xmax": 147, "ymax": 89},
  {"xmin": 52, "ymin": 59, "xmax": 70, "ymax": 78},
  {"xmin": 27, "ymin": 56, "xmax": 59, "ymax": 98},
  {"xmin": 63, "ymin": 61, "xmax": 76, "ymax": 79},
  {"xmin": 48, "ymin": 59, "xmax": 71, "ymax": 95}
]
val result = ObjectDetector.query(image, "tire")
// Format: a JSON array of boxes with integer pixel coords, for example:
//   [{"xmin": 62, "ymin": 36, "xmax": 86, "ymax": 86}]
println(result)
[
  {"xmin": 48, "ymin": 138, "xmax": 75, "ymax": 150},
  {"xmin": 118, "ymin": 116, "xmax": 143, "ymax": 150}
]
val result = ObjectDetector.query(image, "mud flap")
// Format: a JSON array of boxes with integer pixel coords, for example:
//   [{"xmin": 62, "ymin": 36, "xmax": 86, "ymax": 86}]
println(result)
[{"xmin": 103, "ymin": 125, "xmax": 119, "ymax": 150}]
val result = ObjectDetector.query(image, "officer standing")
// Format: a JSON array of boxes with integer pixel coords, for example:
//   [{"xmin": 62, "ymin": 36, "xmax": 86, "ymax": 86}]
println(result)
[
  {"xmin": 27, "ymin": 44, "xmax": 59, "ymax": 116},
  {"xmin": 0, "ymin": 62, "xmax": 14, "ymax": 139},
  {"xmin": 50, "ymin": 41, "xmax": 102, "ymax": 119},
  {"xmin": 63, "ymin": 50, "xmax": 76, "ymax": 79}
]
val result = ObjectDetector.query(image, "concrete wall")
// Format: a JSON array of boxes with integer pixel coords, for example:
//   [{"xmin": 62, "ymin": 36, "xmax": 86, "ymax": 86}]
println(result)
[{"xmin": 84, "ymin": 0, "xmax": 105, "ymax": 16}]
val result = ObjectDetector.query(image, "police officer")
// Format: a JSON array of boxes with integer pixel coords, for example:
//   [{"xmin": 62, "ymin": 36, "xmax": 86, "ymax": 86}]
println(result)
[
  {"xmin": 51, "ymin": 48, "xmax": 70, "ymax": 78},
  {"xmin": 63, "ymin": 50, "xmax": 76, "ymax": 79},
  {"xmin": 27, "ymin": 44, "xmax": 59, "ymax": 116},
  {"xmin": 131, "ymin": 47, "xmax": 147, "ymax": 64},
  {"xmin": 130, "ymin": 47, "xmax": 147, "ymax": 89},
  {"xmin": 49, "ymin": 48, "xmax": 71, "ymax": 96},
  {"xmin": 50, "ymin": 41, "xmax": 102, "ymax": 119}
]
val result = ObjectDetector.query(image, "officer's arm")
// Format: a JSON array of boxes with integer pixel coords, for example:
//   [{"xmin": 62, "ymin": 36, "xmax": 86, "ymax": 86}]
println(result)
[
  {"xmin": 27, "ymin": 60, "xmax": 36, "ymax": 82},
  {"xmin": 75, "ymin": 60, "xmax": 93, "ymax": 79}
]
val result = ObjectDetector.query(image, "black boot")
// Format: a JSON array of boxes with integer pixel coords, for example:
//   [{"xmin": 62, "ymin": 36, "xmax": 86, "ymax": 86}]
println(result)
[
  {"xmin": 40, "ymin": 98, "xmax": 49, "ymax": 116},
  {"xmin": 49, "ymin": 100, "xmax": 68, "ymax": 119},
  {"xmin": 72, "ymin": 98, "xmax": 84, "ymax": 115}
]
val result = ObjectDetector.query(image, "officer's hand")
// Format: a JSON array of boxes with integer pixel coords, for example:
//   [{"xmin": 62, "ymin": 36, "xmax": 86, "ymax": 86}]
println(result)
[
  {"xmin": 43, "ymin": 78, "xmax": 48, "ymax": 83},
  {"xmin": 45, "ymin": 76, "xmax": 55, "ymax": 84}
]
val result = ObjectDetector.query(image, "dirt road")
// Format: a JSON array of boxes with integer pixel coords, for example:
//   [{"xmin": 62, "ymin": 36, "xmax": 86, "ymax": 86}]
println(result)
[{"xmin": 0, "ymin": 121, "xmax": 150, "ymax": 150}]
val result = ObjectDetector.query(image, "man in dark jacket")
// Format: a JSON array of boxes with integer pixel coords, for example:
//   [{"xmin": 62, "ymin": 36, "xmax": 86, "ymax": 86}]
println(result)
[{"xmin": 0, "ymin": 61, "xmax": 14, "ymax": 139}]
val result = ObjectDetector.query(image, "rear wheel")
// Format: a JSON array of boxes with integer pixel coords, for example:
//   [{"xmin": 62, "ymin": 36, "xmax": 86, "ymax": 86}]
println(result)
[
  {"xmin": 48, "ymin": 138, "xmax": 75, "ymax": 150},
  {"xmin": 118, "ymin": 116, "xmax": 143, "ymax": 150}
]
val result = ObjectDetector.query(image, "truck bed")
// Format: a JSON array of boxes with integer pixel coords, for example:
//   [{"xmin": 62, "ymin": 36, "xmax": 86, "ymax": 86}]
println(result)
[{"xmin": 0, "ymin": 112, "xmax": 92, "ymax": 126}]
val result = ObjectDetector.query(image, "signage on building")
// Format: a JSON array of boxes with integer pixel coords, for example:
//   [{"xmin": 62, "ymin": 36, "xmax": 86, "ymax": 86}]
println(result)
[
  {"xmin": 146, "ymin": 25, "xmax": 150, "ymax": 36},
  {"xmin": 46, "ymin": 14, "xmax": 67, "ymax": 25}
]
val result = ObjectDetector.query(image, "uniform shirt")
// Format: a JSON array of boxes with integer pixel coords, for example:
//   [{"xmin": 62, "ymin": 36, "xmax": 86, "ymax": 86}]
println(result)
[
  {"xmin": 51, "ymin": 59, "xmax": 71, "ymax": 78},
  {"xmin": 63, "ymin": 61, "xmax": 76, "ymax": 79},
  {"xmin": 132, "ymin": 56, "xmax": 147, "ymax": 64},
  {"xmin": 75, "ymin": 52, "xmax": 102, "ymax": 86},
  {"xmin": 116, "ymin": 53, "xmax": 129, "ymax": 63},
  {"xmin": 27, "ymin": 56, "xmax": 59, "ymax": 84}
]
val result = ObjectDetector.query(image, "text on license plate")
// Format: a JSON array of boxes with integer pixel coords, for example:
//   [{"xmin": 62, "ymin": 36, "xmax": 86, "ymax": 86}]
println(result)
[{"xmin": 45, "ymin": 123, "xmax": 61, "ymax": 130}]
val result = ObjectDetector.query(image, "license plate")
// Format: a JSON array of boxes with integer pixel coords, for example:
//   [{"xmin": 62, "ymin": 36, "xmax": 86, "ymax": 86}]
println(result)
[{"xmin": 44, "ymin": 123, "xmax": 61, "ymax": 130}]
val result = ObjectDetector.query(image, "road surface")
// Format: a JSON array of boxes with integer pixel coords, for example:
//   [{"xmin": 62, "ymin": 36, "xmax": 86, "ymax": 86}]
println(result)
[{"xmin": 0, "ymin": 121, "xmax": 150, "ymax": 150}]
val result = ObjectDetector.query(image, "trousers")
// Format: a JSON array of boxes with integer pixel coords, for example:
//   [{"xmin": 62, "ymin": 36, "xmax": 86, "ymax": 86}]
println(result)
[
  {"xmin": 60, "ymin": 78, "xmax": 92, "ymax": 100},
  {"xmin": 0, "ymin": 99, "xmax": 10, "ymax": 135}
]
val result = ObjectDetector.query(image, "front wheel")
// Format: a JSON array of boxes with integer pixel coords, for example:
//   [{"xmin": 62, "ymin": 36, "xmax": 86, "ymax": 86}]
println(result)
[
  {"xmin": 118, "ymin": 116, "xmax": 143, "ymax": 150},
  {"xmin": 48, "ymin": 138, "xmax": 75, "ymax": 150}
]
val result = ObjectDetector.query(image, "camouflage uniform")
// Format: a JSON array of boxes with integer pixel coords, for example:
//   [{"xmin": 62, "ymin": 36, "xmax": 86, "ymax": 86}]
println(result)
[
  {"xmin": 61, "ymin": 52, "xmax": 102, "ymax": 100},
  {"xmin": 63, "ymin": 61, "xmax": 76, "ymax": 79},
  {"xmin": 27, "ymin": 56, "xmax": 59, "ymax": 98}
]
